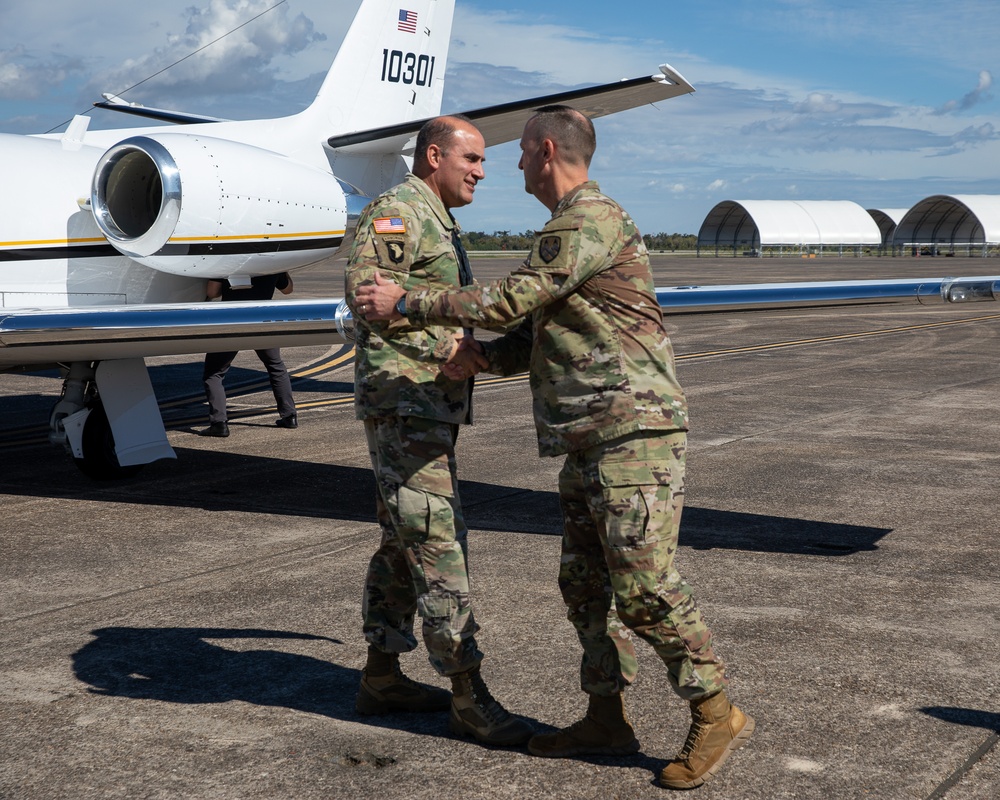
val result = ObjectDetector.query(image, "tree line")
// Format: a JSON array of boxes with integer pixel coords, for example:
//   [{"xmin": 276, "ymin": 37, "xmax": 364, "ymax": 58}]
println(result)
[{"xmin": 462, "ymin": 231, "xmax": 697, "ymax": 251}]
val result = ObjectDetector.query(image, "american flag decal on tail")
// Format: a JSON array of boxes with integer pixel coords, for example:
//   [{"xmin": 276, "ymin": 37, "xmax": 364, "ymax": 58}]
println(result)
[{"xmin": 398, "ymin": 9, "xmax": 417, "ymax": 33}]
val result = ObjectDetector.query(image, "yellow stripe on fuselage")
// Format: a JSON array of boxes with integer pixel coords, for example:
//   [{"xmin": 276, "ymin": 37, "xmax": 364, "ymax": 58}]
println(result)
[
  {"xmin": 0, "ymin": 230, "xmax": 346, "ymax": 249},
  {"xmin": 168, "ymin": 230, "xmax": 346, "ymax": 243},
  {"xmin": 0, "ymin": 237, "xmax": 107, "ymax": 247}
]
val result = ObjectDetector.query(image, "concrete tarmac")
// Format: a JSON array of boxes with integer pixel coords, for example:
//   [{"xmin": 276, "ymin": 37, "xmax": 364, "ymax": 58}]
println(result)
[{"xmin": 2, "ymin": 254, "xmax": 1000, "ymax": 799}]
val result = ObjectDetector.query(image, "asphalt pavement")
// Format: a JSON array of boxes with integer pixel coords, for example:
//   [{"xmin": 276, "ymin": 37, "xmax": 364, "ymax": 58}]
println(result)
[{"xmin": 2, "ymin": 254, "xmax": 999, "ymax": 799}]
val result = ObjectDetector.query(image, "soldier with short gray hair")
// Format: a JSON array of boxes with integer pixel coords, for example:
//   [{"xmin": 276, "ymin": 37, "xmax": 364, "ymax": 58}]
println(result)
[{"xmin": 356, "ymin": 104, "xmax": 754, "ymax": 789}]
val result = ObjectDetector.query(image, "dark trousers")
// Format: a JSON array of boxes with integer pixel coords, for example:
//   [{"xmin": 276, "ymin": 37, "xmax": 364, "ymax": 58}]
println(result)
[{"xmin": 202, "ymin": 348, "xmax": 295, "ymax": 423}]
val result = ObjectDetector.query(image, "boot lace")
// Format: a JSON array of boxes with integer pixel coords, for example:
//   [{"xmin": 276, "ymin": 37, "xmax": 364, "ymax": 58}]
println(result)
[
  {"xmin": 390, "ymin": 662, "xmax": 421, "ymax": 688},
  {"xmin": 469, "ymin": 676, "xmax": 509, "ymax": 723},
  {"xmin": 677, "ymin": 719, "xmax": 710, "ymax": 761},
  {"xmin": 563, "ymin": 713, "xmax": 599, "ymax": 736}
]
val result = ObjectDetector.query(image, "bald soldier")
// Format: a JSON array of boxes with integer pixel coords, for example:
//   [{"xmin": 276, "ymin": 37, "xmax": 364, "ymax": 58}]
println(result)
[
  {"xmin": 344, "ymin": 114, "xmax": 531, "ymax": 748},
  {"xmin": 356, "ymin": 105, "xmax": 754, "ymax": 789}
]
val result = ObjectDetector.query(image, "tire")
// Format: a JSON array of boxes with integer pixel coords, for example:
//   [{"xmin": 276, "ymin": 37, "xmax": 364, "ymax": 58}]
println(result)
[{"xmin": 73, "ymin": 404, "xmax": 144, "ymax": 480}]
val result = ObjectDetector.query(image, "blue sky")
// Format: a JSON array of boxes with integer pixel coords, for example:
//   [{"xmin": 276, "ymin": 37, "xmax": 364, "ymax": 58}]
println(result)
[{"xmin": 1, "ymin": 0, "xmax": 997, "ymax": 235}]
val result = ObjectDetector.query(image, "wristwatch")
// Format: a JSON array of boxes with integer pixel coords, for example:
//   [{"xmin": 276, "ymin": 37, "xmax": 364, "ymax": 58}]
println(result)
[{"xmin": 395, "ymin": 294, "xmax": 407, "ymax": 315}]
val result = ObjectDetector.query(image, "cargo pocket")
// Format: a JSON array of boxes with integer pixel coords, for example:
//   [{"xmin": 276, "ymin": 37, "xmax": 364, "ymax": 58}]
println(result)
[
  {"xmin": 393, "ymin": 482, "xmax": 432, "ymax": 538},
  {"xmin": 393, "ymin": 483, "xmax": 460, "ymax": 547},
  {"xmin": 417, "ymin": 593, "xmax": 457, "ymax": 622},
  {"xmin": 598, "ymin": 461, "xmax": 675, "ymax": 551}
]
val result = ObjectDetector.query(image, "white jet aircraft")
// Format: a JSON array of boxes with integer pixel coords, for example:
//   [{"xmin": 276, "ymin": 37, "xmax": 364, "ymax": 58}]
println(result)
[
  {"xmin": 0, "ymin": 0, "xmax": 697, "ymax": 478},
  {"xmin": 4, "ymin": 0, "xmax": 998, "ymax": 481}
]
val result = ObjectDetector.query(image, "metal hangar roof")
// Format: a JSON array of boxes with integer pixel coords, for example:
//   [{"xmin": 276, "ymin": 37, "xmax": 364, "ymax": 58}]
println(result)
[
  {"xmin": 893, "ymin": 195, "xmax": 1000, "ymax": 246},
  {"xmin": 698, "ymin": 200, "xmax": 883, "ymax": 248}
]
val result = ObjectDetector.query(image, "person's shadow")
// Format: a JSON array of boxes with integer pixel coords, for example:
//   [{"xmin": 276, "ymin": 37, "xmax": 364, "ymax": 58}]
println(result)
[
  {"xmin": 73, "ymin": 626, "xmax": 445, "ymax": 737},
  {"xmin": 70, "ymin": 626, "xmax": 547, "ymax": 742},
  {"xmin": 71, "ymin": 626, "xmax": 667, "ymax": 774}
]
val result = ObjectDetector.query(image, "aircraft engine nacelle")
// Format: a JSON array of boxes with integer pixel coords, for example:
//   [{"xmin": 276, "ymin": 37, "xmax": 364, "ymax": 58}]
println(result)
[{"xmin": 90, "ymin": 133, "xmax": 357, "ymax": 278}]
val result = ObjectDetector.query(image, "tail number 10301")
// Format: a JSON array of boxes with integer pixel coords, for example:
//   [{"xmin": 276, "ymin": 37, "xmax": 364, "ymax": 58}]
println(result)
[{"xmin": 381, "ymin": 49, "xmax": 436, "ymax": 86}]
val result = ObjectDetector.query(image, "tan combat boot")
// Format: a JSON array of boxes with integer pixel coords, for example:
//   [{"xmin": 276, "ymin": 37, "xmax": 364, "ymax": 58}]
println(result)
[
  {"xmin": 449, "ymin": 667, "xmax": 533, "ymax": 746},
  {"xmin": 658, "ymin": 691, "xmax": 755, "ymax": 789},
  {"xmin": 528, "ymin": 693, "xmax": 640, "ymax": 757},
  {"xmin": 355, "ymin": 647, "xmax": 451, "ymax": 714}
]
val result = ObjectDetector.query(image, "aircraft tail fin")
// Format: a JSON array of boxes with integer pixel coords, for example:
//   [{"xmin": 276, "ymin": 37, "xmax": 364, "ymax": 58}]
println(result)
[{"xmin": 301, "ymin": 0, "xmax": 454, "ymax": 139}]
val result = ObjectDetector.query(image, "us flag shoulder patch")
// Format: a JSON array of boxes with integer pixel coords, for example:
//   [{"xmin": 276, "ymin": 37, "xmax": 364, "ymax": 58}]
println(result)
[{"xmin": 373, "ymin": 216, "xmax": 406, "ymax": 234}]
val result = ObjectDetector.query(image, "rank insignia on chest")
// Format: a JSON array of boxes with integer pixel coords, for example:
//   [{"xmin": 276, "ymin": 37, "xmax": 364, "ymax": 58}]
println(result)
[
  {"xmin": 373, "ymin": 216, "xmax": 406, "ymax": 234},
  {"xmin": 538, "ymin": 235, "xmax": 562, "ymax": 264}
]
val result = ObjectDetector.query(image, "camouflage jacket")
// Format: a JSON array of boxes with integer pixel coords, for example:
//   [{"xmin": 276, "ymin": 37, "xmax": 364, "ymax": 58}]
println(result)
[
  {"xmin": 345, "ymin": 174, "xmax": 473, "ymax": 424},
  {"xmin": 406, "ymin": 181, "xmax": 688, "ymax": 456}
]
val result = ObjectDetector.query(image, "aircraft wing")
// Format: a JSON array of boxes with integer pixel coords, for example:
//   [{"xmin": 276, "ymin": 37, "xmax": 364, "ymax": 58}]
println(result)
[
  {"xmin": 6, "ymin": 274, "xmax": 999, "ymax": 370},
  {"xmin": 327, "ymin": 64, "xmax": 695, "ymax": 154},
  {"xmin": 0, "ymin": 299, "xmax": 349, "ymax": 371},
  {"xmin": 656, "ymin": 277, "xmax": 1000, "ymax": 313}
]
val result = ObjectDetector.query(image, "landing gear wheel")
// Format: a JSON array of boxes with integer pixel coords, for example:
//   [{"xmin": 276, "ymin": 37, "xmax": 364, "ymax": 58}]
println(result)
[{"xmin": 72, "ymin": 404, "xmax": 143, "ymax": 480}]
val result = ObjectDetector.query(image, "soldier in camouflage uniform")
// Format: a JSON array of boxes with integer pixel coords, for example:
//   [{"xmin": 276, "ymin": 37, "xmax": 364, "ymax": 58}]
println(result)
[
  {"xmin": 344, "ymin": 115, "xmax": 532, "ymax": 748},
  {"xmin": 356, "ymin": 106, "xmax": 754, "ymax": 788}
]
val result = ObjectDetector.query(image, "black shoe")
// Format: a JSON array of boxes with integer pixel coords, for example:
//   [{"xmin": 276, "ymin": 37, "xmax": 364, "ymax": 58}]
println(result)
[
  {"xmin": 276, "ymin": 414, "xmax": 298, "ymax": 429},
  {"xmin": 199, "ymin": 422, "xmax": 230, "ymax": 437}
]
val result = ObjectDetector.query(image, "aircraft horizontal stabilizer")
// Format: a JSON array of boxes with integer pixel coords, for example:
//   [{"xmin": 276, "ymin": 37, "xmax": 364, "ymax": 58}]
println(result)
[
  {"xmin": 327, "ymin": 64, "xmax": 695, "ymax": 154},
  {"xmin": 92, "ymin": 99, "xmax": 229, "ymax": 125}
]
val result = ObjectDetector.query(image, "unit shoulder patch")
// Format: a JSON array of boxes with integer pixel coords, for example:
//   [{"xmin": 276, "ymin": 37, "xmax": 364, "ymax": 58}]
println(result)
[
  {"xmin": 538, "ymin": 235, "xmax": 562, "ymax": 264},
  {"xmin": 385, "ymin": 240, "xmax": 406, "ymax": 264}
]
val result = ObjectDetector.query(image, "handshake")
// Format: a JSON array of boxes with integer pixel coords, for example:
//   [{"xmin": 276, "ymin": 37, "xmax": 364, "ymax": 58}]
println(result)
[
  {"xmin": 353, "ymin": 271, "xmax": 488, "ymax": 381},
  {"xmin": 443, "ymin": 334, "xmax": 488, "ymax": 380}
]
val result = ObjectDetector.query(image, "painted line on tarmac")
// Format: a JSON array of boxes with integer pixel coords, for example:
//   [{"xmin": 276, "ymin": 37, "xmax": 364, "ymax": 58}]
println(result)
[
  {"xmin": 925, "ymin": 731, "xmax": 1000, "ymax": 800},
  {"xmin": 676, "ymin": 313, "xmax": 1000, "ymax": 361}
]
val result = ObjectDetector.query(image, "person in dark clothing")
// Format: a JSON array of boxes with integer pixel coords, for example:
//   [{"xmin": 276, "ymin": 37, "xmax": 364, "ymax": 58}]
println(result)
[{"xmin": 199, "ymin": 273, "xmax": 297, "ymax": 437}]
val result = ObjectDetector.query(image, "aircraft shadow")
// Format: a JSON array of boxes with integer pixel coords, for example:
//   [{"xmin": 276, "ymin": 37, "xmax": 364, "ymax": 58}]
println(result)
[
  {"xmin": 0, "ymin": 445, "xmax": 891, "ymax": 556},
  {"xmin": 169, "ymin": 447, "xmax": 893, "ymax": 555},
  {"xmin": 920, "ymin": 706, "xmax": 1000, "ymax": 733}
]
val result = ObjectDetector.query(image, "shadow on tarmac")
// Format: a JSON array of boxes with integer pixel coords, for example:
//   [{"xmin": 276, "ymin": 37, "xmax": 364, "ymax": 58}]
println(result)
[
  {"xmin": 70, "ymin": 626, "xmax": 670, "ymax": 774},
  {"xmin": 921, "ymin": 706, "xmax": 1000, "ymax": 733},
  {"xmin": 0, "ymin": 447, "xmax": 891, "ymax": 555},
  {"xmin": 71, "ymin": 626, "xmax": 454, "ymax": 738}
]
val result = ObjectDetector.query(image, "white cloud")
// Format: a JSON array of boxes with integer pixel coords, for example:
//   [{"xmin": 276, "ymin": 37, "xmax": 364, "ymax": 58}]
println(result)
[
  {"xmin": 81, "ymin": 0, "xmax": 325, "ymax": 111},
  {"xmin": 936, "ymin": 70, "xmax": 994, "ymax": 114}
]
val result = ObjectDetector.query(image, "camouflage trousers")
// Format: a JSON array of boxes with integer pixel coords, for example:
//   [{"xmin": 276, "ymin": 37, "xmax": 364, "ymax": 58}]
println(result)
[
  {"xmin": 557, "ymin": 429, "xmax": 728, "ymax": 700},
  {"xmin": 361, "ymin": 415, "xmax": 483, "ymax": 677}
]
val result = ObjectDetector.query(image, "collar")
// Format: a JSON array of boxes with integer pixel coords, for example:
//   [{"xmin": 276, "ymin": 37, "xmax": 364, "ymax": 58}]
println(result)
[
  {"xmin": 552, "ymin": 180, "xmax": 601, "ymax": 217},
  {"xmin": 404, "ymin": 173, "xmax": 459, "ymax": 232}
]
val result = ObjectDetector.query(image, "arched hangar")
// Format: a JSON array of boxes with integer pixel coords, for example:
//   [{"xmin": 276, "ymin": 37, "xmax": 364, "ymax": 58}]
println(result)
[
  {"xmin": 697, "ymin": 200, "xmax": 882, "ymax": 257},
  {"xmin": 893, "ymin": 195, "xmax": 1000, "ymax": 256},
  {"xmin": 866, "ymin": 208, "xmax": 910, "ymax": 248}
]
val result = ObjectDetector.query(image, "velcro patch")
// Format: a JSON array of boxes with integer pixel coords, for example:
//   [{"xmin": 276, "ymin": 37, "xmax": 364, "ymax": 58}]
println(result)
[
  {"xmin": 385, "ymin": 240, "xmax": 406, "ymax": 264},
  {"xmin": 373, "ymin": 216, "xmax": 406, "ymax": 234},
  {"xmin": 538, "ymin": 235, "xmax": 562, "ymax": 264}
]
